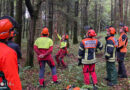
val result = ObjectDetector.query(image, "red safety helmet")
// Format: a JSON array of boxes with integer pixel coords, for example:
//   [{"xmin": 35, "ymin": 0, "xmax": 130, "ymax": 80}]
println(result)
[
  {"xmin": 87, "ymin": 29, "xmax": 96, "ymax": 37},
  {"xmin": 0, "ymin": 19, "xmax": 13, "ymax": 39},
  {"xmin": 41, "ymin": 27, "xmax": 49, "ymax": 36},
  {"xmin": 123, "ymin": 26, "xmax": 129, "ymax": 32},
  {"xmin": 107, "ymin": 27, "xmax": 116, "ymax": 35},
  {"xmin": 65, "ymin": 35, "xmax": 69, "ymax": 39}
]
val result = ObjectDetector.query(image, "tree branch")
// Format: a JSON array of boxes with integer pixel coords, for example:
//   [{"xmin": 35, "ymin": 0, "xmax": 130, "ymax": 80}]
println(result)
[{"xmin": 25, "ymin": 0, "xmax": 34, "ymax": 18}]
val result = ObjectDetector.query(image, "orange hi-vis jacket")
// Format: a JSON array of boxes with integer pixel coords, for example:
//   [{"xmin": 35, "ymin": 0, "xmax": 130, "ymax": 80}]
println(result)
[
  {"xmin": 0, "ymin": 42, "xmax": 22, "ymax": 90},
  {"xmin": 118, "ymin": 32, "xmax": 128, "ymax": 53}
]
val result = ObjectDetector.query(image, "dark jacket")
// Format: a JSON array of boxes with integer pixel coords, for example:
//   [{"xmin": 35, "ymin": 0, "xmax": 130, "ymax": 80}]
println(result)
[
  {"xmin": 105, "ymin": 35, "xmax": 118, "ymax": 62},
  {"xmin": 78, "ymin": 37, "xmax": 103, "ymax": 64},
  {"xmin": 7, "ymin": 40, "xmax": 22, "ymax": 64}
]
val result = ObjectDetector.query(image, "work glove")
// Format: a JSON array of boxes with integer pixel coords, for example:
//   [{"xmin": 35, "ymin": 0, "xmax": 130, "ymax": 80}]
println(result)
[
  {"xmin": 78, "ymin": 59, "xmax": 82, "ymax": 66},
  {"xmin": 39, "ymin": 54, "xmax": 45, "ymax": 58}
]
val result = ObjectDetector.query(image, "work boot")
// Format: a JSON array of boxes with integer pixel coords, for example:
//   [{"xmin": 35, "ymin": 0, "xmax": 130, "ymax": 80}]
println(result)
[
  {"xmin": 54, "ymin": 81, "xmax": 60, "ymax": 84},
  {"xmin": 63, "ymin": 65, "xmax": 68, "ymax": 69},
  {"xmin": 39, "ymin": 82, "xmax": 45, "ymax": 88},
  {"xmin": 93, "ymin": 85, "xmax": 98, "ymax": 90},
  {"xmin": 104, "ymin": 77, "xmax": 110, "ymax": 81},
  {"xmin": 119, "ymin": 75, "xmax": 127, "ymax": 78},
  {"xmin": 107, "ymin": 82, "xmax": 115, "ymax": 87}
]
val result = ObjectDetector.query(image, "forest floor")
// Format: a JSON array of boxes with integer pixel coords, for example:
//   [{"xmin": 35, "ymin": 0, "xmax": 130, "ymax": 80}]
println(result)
[{"xmin": 20, "ymin": 32, "xmax": 130, "ymax": 90}]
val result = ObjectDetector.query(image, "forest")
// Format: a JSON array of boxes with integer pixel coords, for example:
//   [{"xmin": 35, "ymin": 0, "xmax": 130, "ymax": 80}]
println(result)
[{"xmin": 0, "ymin": 0, "xmax": 130, "ymax": 90}]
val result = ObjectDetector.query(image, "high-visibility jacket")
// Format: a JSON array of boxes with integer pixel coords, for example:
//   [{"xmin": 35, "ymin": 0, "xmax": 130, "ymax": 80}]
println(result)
[
  {"xmin": 0, "ymin": 42, "xmax": 22, "ymax": 90},
  {"xmin": 78, "ymin": 37, "xmax": 103, "ymax": 64},
  {"xmin": 34, "ymin": 36, "xmax": 54, "ymax": 61},
  {"xmin": 105, "ymin": 35, "xmax": 118, "ymax": 62},
  {"xmin": 117, "ymin": 32, "xmax": 128, "ymax": 53},
  {"xmin": 57, "ymin": 34, "xmax": 67, "ymax": 48},
  {"xmin": 34, "ymin": 37, "xmax": 53, "ymax": 49}
]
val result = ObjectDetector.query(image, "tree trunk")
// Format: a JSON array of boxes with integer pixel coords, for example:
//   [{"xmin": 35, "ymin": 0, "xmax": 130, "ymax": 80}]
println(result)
[
  {"xmin": 119, "ymin": 0, "xmax": 123, "ymax": 23},
  {"xmin": 10, "ymin": 0, "xmax": 14, "ymax": 17},
  {"xmin": 114, "ymin": 0, "xmax": 117, "ymax": 29},
  {"xmin": 73, "ymin": 1, "xmax": 78, "ymax": 44},
  {"xmin": 94, "ymin": 0, "xmax": 98, "ymax": 32},
  {"xmin": 15, "ymin": 0, "xmax": 22, "ymax": 47},
  {"xmin": 25, "ymin": 0, "xmax": 42, "ymax": 67},
  {"xmin": 48, "ymin": 0, "xmax": 53, "ymax": 38},
  {"xmin": 81, "ymin": 0, "xmax": 89, "ymax": 38},
  {"xmin": 124, "ymin": 0, "xmax": 129, "ymax": 24},
  {"xmin": 66, "ymin": 4, "xmax": 70, "ymax": 34},
  {"xmin": 26, "ymin": 17, "xmax": 36, "ymax": 67},
  {"xmin": 111, "ymin": 0, "xmax": 114, "ymax": 25}
]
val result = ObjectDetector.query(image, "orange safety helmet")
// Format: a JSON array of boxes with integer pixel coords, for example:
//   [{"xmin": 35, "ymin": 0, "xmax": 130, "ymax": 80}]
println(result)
[
  {"xmin": 0, "ymin": 19, "xmax": 13, "ymax": 39},
  {"xmin": 107, "ymin": 27, "xmax": 116, "ymax": 35},
  {"xmin": 0, "ymin": 16, "xmax": 18, "ymax": 39},
  {"xmin": 65, "ymin": 34, "xmax": 69, "ymax": 39},
  {"xmin": 66, "ymin": 85, "xmax": 80, "ymax": 90},
  {"xmin": 123, "ymin": 26, "xmax": 129, "ymax": 32},
  {"xmin": 41, "ymin": 27, "xmax": 49, "ymax": 36},
  {"xmin": 87, "ymin": 29, "xmax": 96, "ymax": 37}
]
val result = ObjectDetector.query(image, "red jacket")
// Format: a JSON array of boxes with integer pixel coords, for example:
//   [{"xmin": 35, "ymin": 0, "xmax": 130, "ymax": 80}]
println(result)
[{"xmin": 0, "ymin": 42, "xmax": 22, "ymax": 90}]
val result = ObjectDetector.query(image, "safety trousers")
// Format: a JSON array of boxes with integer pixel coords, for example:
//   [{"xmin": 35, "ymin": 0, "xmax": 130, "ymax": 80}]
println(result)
[
  {"xmin": 39, "ymin": 61, "xmax": 57, "ymax": 85},
  {"xmin": 118, "ymin": 61, "xmax": 127, "ymax": 77},
  {"xmin": 106, "ymin": 61, "xmax": 117, "ymax": 84},
  {"xmin": 55, "ymin": 48, "xmax": 67, "ymax": 66},
  {"xmin": 83, "ymin": 64, "xmax": 97, "ymax": 85}
]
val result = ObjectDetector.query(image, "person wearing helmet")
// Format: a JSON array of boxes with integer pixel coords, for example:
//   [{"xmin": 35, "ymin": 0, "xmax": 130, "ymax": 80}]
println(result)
[
  {"xmin": 0, "ymin": 16, "xmax": 22, "ymax": 90},
  {"xmin": 117, "ymin": 25, "xmax": 129, "ymax": 78},
  {"xmin": 54, "ymin": 30, "xmax": 69, "ymax": 68},
  {"xmin": 34, "ymin": 27, "xmax": 59, "ymax": 87},
  {"xmin": 78, "ymin": 29, "xmax": 103, "ymax": 89},
  {"xmin": 104, "ymin": 26, "xmax": 118, "ymax": 86},
  {"xmin": 7, "ymin": 31, "xmax": 22, "ymax": 72}
]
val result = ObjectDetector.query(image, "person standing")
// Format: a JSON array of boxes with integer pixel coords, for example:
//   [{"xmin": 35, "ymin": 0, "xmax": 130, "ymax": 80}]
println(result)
[
  {"xmin": 54, "ymin": 30, "xmax": 69, "ymax": 68},
  {"xmin": 34, "ymin": 27, "xmax": 59, "ymax": 87},
  {"xmin": 78, "ymin": 29, "xmax": 103, "ymax": 89},
  {"xmin": 104, "ymin": 27, "xmax": 118, "ymax": 86},
  {"xmin": 117, "ymin": 24, "xmax": 129, "ymax": 78},
  {"xmin": 0, "ymin": 16, "xmax": 22, "ymax": 90}
]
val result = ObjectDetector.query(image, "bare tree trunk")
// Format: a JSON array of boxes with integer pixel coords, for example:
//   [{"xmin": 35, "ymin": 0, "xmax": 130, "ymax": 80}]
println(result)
[
  {"xmin": 81, "ymin": 0, "xmax": 89, "ymax": 38},
  {"xmin": 66, "ymin": 4, "xmax": 70, "ymax": 34},
  {"xmin": 119, "ymin": 0, "xmax": 123, "ymax": 23},
  {"xmin": 124, "ymin": 0, "xmax": 129, "ymax": 24},
  {"xmin": 111, "ymin": 0, "xmax": 114, "ymax": 25},
  {"xmin": 15, "ymin": 0, "xmax": 22, "ymax": 47},
  {"xmin": 25, "ymin": 0, "xmax": 42, "ymax": 67},
  {"xmin": 114, "ymin": 0, "xmax": 117, "ymax": 29},
  {"xmin": 48, "ymin": 0, "xmax": 53, "ymax": 38},
  {"xmin": 10, "ymin": 0, "xmax": 14, "ymax": 17},
  {"xmin": 73, "ymin": 1, "xmax": 79, "ymax": 44},
  {"xmin": 94, "ymin": 0, "xmax": 98, "ymax": 32}
]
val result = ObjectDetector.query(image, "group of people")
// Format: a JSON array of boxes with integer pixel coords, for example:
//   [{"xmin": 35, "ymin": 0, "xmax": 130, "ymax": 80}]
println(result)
[
  {"xmin": 34, "ymin": 27, "xmax": 69, "ymax": 87},
  {"xmin": 78, "ymin": 25, "xmax": 128, "ymax": 89},
  {"xmin": 0, "ymin": 15, "xmax": 129, "ymax": 90}
]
